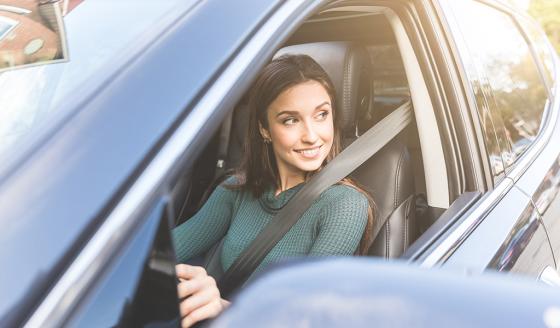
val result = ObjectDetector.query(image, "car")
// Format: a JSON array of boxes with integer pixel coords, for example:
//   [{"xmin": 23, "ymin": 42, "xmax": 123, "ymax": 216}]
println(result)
[
  {"xmin": 1, "ymin": 0, "xmax": 559, "ymax": 327},
  {"xmin": 210, "ymin": 258, "xmax": 560, "ymax": 328}
]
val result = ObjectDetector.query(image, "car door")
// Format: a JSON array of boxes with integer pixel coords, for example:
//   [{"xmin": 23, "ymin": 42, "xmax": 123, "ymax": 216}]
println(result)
[
  {"xmin": 1, "ymin": 0, "xmax": 303, "ymax": 327},
  {"xmin": 406, "ymin": 0, "xmax": 556, "ymax": 278},
  {"xmin": 58, "ymin": 0, "xmax": 310, "ymax": 325},
  {"xmin": 510, "ymin": 15, "xmax": 560, "ymax": 278}
]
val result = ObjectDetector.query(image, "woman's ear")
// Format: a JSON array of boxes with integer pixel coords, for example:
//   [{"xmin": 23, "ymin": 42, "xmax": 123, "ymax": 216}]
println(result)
[{"xmin": 259, "ymin": 122, "xmax": 270, "ymax": 140}]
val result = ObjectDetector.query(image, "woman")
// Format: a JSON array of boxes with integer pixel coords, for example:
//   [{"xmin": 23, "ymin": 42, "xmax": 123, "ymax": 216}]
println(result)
[{"xmin": 173, "ymin": 54, "xmax": 374, "ymax": 327}]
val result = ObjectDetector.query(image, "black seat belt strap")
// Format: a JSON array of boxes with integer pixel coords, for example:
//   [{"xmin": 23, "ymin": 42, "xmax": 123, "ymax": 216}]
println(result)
[{"xmin": 218, "ymin": 101, "xmax": 413, "ymax": 298}]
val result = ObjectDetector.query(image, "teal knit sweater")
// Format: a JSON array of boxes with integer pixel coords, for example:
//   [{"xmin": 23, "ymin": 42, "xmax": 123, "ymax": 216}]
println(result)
[{"xmin": 172, "ymin": 177, "xmax": 368, "ymax": 276}]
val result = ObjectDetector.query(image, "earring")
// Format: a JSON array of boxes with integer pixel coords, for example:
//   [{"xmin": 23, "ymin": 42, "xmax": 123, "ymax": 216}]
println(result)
[{"xmin": 264, "ymin": 137, "xmax": 271, "ymax": 144}]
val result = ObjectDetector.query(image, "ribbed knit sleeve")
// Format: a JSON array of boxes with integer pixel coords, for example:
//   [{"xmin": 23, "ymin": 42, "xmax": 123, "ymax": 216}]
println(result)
[
  {"xmin": 172, "ymin": 180, "xmax": 238, "ymax": 263},
  {"xmin": 309, "ymin": 186, "xmax": 369, "ymax": 256}
]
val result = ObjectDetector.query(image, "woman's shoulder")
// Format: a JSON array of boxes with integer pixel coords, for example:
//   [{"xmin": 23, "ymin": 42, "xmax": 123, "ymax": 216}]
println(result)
[
  {"xmin": 315, "ymin": 183, "xmax": 369, "ymax": 224},
  {"xmin": 218, "ymin": 174, "xmax": 249, "ymax": 190},
  {"xmin": 216, "ymin": 174, "xmax": 249, "ymax": 200},
  {"xmin": 320, "ymin": 183, "xmax": 369, "ymax": 206},
  {"xmin": 221, "ymin": 175, "xmax": 241, "ymax": 186},
  {"xmin": 206, "ymin": 175, "xmax": 243, "ymax": 200}
]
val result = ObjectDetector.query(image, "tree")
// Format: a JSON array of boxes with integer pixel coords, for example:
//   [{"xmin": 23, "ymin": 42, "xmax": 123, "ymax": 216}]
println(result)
[{"xmin": 529, "ymin": 0, "xmax": 560, "ymax": 54}]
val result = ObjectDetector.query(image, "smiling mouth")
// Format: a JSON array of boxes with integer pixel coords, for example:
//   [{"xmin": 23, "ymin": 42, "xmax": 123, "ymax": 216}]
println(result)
[{"xmin": 294, "ymin": 145, "xmax": 322, "ymax": 158}]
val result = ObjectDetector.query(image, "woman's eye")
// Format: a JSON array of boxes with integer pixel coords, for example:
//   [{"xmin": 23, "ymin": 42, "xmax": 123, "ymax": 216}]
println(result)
[
  {"xmin": 282, "ymin": 117, "xmax": 297, "ymax": 125},
  {"xmin": 316, "ymin": 111, "xmax": 329, "ymax": 120}
]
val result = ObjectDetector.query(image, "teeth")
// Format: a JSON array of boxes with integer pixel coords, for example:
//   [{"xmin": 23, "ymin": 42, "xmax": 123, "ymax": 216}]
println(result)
[
  {"xmin": 302, "ymin": 149, "xmax": 317, "ymax": 155},
  {"xmin": 297, "ymin": 147, "xmax": 320, "ymax": 157}
]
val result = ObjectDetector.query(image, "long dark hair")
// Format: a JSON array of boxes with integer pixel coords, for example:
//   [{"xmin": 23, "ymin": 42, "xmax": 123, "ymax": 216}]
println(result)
[{"xmin": 230, "ymin": 54, "xmax": 374, "ymax": 255}]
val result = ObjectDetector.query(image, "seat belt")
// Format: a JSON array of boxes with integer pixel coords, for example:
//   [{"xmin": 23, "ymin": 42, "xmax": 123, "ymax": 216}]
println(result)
[{"xmin": 217, "ymin": 101, "xmax": 413, "ymax": 298}]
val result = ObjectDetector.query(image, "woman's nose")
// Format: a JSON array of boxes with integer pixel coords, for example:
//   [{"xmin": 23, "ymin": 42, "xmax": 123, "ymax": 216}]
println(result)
[{"xmin": 301, "ymin": 122, "xmax": 319, "ymax": 143}]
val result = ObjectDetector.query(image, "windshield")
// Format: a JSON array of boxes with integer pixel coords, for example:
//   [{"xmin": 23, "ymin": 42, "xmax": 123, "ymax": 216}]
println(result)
[{"xmin": 0, "ymin": 0, "xmax": 194, "ymax": 169}]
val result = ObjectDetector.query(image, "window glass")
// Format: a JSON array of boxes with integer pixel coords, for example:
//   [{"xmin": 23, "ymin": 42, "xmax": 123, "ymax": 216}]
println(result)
[
  {"xmin": 472, "ymin": 81, "xmax": 507, "ymax": 177},
  {"xmin": 363, "ymin": 44, "xmax": 410, "ymax": 132},
  {"xmin": 520, "ymin": 17, "xmax": 556, "ymax": 89},
  {"xmin": 443, "ymin": 2, "xmax": 506, "ymax": 178},
  {"xmin": 449, "ymin": 0, "xmax": 549, "ymax": 170}
]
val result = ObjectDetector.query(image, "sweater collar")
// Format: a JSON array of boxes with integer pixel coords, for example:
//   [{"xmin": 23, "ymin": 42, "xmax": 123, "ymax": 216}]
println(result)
[{"xmin": 259, "ymin": 183, "xmax": 305, "ymax": 212}]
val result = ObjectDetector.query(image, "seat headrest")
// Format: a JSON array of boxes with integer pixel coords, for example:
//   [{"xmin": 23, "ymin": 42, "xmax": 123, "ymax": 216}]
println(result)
[{"xmin": 274, "ymin": 42, "xmax": 373, "ymax": 138}]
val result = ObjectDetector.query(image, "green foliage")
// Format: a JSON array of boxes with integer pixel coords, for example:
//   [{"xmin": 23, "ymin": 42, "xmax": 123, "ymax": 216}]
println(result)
[{"xmin": 529, "ymin": 0, "xmax": 560, "ymax": 54}]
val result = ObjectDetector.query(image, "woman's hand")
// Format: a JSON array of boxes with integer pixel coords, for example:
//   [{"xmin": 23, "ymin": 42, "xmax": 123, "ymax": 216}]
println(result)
[{"xmin": 176, "ymin": 264, "xmax": 230, "ymax": 328}]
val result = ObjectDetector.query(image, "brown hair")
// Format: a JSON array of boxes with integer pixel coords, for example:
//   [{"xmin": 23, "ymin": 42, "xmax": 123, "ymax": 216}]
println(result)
[{"xmin": 230, "ymin": 54, "xmax": 374, "ymax": 255}]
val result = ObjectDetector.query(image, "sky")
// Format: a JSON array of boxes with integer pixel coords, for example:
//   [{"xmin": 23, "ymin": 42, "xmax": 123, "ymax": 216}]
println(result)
[{"xmin": 511, "ymin": 0, "xmax": 531, "ymax": 10}]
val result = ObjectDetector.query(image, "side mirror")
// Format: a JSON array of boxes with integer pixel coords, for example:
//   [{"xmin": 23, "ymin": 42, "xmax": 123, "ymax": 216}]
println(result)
[
  {"xmin": 0, "ymin": 1, "xmax": 68, "ymax": 73},
  {"xmin": 212, "ymin": 258, "xmax": 560, "ymax": 327}
]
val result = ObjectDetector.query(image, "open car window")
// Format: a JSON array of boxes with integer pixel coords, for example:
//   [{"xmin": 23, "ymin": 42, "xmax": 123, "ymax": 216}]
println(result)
[{"xmin": 171, "ymin": 4, "xmax": 454, "ymax": 276}]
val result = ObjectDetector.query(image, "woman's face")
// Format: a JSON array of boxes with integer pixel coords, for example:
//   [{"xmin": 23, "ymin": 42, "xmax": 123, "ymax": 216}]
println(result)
[{"xmin": 260, "ymin": 80, "xmax": 334, "ymax": 181}]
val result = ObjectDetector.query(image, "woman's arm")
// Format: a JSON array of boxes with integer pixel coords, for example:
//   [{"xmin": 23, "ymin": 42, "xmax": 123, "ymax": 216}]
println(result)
[
  {"xmin": 173, "ymin": 182, "xmax": 237, "ymax": 263},
  {"xmin": 308, "ymin": 188, "xmax": 369, "ymax": 256}
]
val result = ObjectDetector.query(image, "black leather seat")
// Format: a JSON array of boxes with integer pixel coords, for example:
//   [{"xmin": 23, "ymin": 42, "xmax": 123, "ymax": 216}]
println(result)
[
  {"xmin": 274, "ymin": 42, "xmax": 417, "ymax": 258},
  {"xmin": 352, "ymin": 129, "xmax": 417, "ymax": 258}
]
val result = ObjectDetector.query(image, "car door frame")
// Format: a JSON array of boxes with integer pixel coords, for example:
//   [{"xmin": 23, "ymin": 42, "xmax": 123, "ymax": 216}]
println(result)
[
  {"xmin": 406, "ymin": 0, "xmax": 558, "ymax": 278},
  {"xmin": 21, "ymin": 0, "xmax": 329, "ymax": 326}
]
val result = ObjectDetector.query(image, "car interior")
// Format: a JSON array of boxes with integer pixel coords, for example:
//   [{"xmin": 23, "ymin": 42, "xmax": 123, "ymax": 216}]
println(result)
[{"xmin": 169, "ymin": 5, "xmax": 456, "ymax": 271}]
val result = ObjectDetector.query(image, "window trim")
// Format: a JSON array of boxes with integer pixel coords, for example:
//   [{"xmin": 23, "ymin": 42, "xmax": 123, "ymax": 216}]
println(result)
[
  {"xmin": 384, "ymin": 7, "xmax": 450, "ymax": 208},
  {"xmin": 0, "ymin": 5, "xmax": 31, "ymax": 15},
  {"xmin": 0, "ymin": 16, "xmax": 18, "ymax": 41},
  {"xmin": 417, "ymin": 176, "xmax": 515, "ymax": 267}
]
